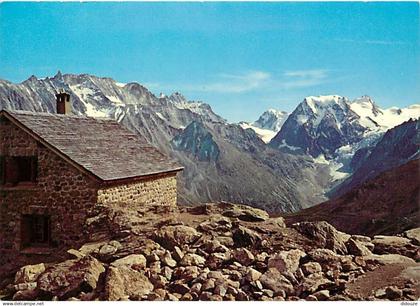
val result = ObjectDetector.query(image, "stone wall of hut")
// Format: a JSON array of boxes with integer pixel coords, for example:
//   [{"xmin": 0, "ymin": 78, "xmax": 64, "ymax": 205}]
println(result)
[
  {"xmin": 0, "ymin": 118, "xmax": 98, "ymax": 268},
  {"xmin": 97, "ymin": 174, "xmax": 178, "ymax": 210},
  {"xmin": 0, "ymin": 116, "xmax": 179, "ymax": 276}
]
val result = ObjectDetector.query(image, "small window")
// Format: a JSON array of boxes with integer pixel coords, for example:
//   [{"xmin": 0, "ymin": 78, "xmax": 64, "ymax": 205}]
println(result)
[
  {"xmin": 21, "ymin": 215, "xmax": 51, "ymax": 248},
  {"xmin": 1, "ymin": 156, "xmax": 37, "ymax": 186}
]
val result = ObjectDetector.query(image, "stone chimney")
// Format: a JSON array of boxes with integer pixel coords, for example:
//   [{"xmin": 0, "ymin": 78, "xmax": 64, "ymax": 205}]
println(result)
[{"xmin": 56, "ymin": 92, "xmax": 71, "ymax": 115}]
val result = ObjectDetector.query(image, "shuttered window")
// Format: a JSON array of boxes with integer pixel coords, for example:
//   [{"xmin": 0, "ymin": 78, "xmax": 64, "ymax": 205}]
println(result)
[
  {"xmin": 2, "ymin": 156, "xmax": 38, "ymax": 186},
  {"xmin": 21, "ymin": 215, "xmax": 51, "ymax": 248}
]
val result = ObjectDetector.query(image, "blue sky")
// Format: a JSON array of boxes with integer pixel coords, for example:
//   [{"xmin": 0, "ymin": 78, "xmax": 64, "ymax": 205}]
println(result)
[{"xmin": 0, "ymin": 2, "xmax": 418, "ymax": 122}]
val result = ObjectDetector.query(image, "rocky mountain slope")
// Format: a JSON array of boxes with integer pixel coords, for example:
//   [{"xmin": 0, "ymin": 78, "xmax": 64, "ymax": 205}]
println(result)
[
  {"xmin": 0, "ymin": 73, "xmax": 329, "ymax": 213},
  {"xmin": 285, "ymin": 159, "xmax": 420, "ymax": 236},
  {"xmin": 332, "ymin": 119, "xmax": 420, "ymax": 197},
  {"xmin": 1, "ymin": 202, "xmax": 419, "ymax": 301},
  {"xmin": 1, "ymin": 73, "xmax": 418, "ymax": 212}
]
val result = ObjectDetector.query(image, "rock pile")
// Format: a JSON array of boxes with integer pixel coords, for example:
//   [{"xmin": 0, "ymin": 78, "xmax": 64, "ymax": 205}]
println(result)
[{"xmin": 0, "ymin": 202, "xmax": 418, "ymax": 301}]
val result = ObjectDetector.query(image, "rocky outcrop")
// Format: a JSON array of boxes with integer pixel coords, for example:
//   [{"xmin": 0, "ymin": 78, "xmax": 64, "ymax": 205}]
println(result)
[
  {"xmin": 37, "ymin": 256, "xmax": 105, "ymax": 299},
  {"xmin": 286, "ymin": 159, "xmax": 420, "ymax": 237},
  {"xmin": 267, "ymin": 249, "xmax": 306, "ymax": 273},
  {"xmin": 334, "ymin": 119, "xmax": 420, "ymax": 197},
  {"xmin": 0, "ymin": 203, "xmax": 418, "ymax": 301},
  {"xmin": 221, "ymin": 203, "xmax": 269, "ymax": 222},
  {"xmin": 154, "ymin": 225, "xmax": 201, "ymax": 249},
  {"xmin": 105, "ymin": 266, "xmax": 153, "ymax": 300},
  {"xmin": 14, "ymin": 264, "xmax": 45, "ymax": 285},
  {"xmin": 110, "ymin": 255, "xmax": 147, "ymax": 269},
  {"xmin": 292, "ymin": 221, "xmax": 350, "ymax": 254},
  {"xmin": 372, "ymin": 236, "xmax": 418, "ymax": 259},
  {"xmin": 346, "ymin": 238, "xmax": 372, "ymax": 256},
  {"xmin": 404, "ymin": 228, "xmax": 420, "ymax": 246}
]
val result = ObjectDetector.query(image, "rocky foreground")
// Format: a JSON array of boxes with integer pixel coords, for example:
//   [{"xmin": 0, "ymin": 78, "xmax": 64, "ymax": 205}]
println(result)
[{"xmin": 1, "ymin": 202, "xmax": 419, "ymax": 301}]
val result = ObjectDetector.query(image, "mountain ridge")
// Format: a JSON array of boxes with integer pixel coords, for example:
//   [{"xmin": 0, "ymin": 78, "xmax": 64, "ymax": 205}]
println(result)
[
  {"xmin": 284, "ymin": 159, "xmax": 420, "ymax": 236},
  {"xmin": 0, "ymin": 73, "xmax": 330, "ymax": 213},
  {"xmin": 1, "ymin": 73, "xmax": 418, "ymax": 213}
]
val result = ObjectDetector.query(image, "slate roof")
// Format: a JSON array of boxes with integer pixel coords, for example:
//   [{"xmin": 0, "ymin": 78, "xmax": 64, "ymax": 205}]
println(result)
[{"xmin": 1, "ymin": 110, "xmax": 183, "ymax": 181}]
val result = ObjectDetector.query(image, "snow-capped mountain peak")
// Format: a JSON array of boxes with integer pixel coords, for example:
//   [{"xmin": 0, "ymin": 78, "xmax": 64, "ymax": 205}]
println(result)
[
  {"xmin": 351, "ymin": 95, "xmax": 382, "ymax": 115},
  {"xmin": 295, "ymin": 95, "xmax": 354, "ymax": 130},
  {"xmin": 168, "ymin": 92, "xmax": 187, "ymax": 104},
  {"xmin": 266, "ymin": 108, "xmax": 287, "ymax": 116},
  {"xmin": 350, "ymin": 96, "xmax": 420, "ymax": 130},
  {"xmin": 253, "ymin": 108, "xmax": 289, "ymax": 131},
  {"xmin": 52, "ymin": 70, "xmax": 64, "ymax": 83},
  {"xmin": 239, "ymin": 108, "xmax": 289, "ymax": 143},
  {"xmin": 303, "ymin": 95, "xmax": 347, "ymax": 114},
  {"xmin": 270, "ymin": 95, "xmax": 365, "ymax": 157}
]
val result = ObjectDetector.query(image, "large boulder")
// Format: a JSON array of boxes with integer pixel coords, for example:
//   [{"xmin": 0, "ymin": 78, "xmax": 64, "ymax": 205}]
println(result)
[
  {"xmin": 161, "ymin": 251, "xmax": 177, "ymax": 268},
  {"xmin": 372, "ymin": 235, "xmax": 418, "ymax": 258},
  {"xmin": 99, "ymin": 240, "xmax": 122, "ymax": 257},
  {"xmin": 180, "ymin": 254, "xmax": 206, "ymax": 266},
  {"xmin": 308, "ymin": 249, "xmax": 345, "ymax": 272},
  {"xmin": 264, "ymin": 217, "xmax": 286, "ymax": 229},
  {"xmin": 15, "ymin": 263, "xmax": 46, "ymax": 284},
  {"xmin": 260, "ymin": 268, "xmax": 294, "ymax": 296},
  {"xmin": 201, "ymin": 239, "xmax": 230, "ymax": 253},
  {"xmin": 403, "ymin": 228, "xmax": 420, "ymax": 245},
  {"xmin": 37, "ymin": 256, "xmax": 105, "ymax": 299},
  {"xmin": 104, "ymin": 266, "xmax": 154, "ymax": 300},
  {"xmin": 232, "ymin": 225, "xmax": 262, "ymax": 247},
  {"xmin": 292, "ymin": 221, "xmax": 350, "ymax": 254},
  {"xmin": 298, "ymin": 272, "xmax": 333, "ymax": 295},
  {"xmin": 221, "ymin": 204, "xmax": 269, "ymax": 222},
  {"xmin": 154, "ymin": 225, "xmax": 201, "ymax": 249},
  {"xmin": 301, "ymin": 262, "xmax": 322, "ymax": 276},
  {"xmin": 77, "ymin": 240, "xmax": 123, "ymax": 262},
  {"xmin": 173, "ymin": 266, "xmax": 200, "ymax": 282},
  {"xmin": 363, "ymin": 254, "xmax": 416, "ymax": 266},
  {"xmin": 198, "ymin": 215, "xmax": 232, "ymax": 233},
  {"xmin": 169, "ymin": 281, "xmax": 190, "ymax": 295},
  {"xmin": 13, "ymin": 288, "xmax": 39, "ymax": 301},
  {"xmin": 245, "ymin": 268, "xmax": 262, "ymax": 282},
  {"xmin": 346, "ymin": 238, "xmax": 372, "ymax": 256},
  {"xmin": 207, "ymin": 252, "xmax": 231, "ymax": 269},
  {"xmin": 267, "ymin": 249, "xmax": 306, "ymax": 274},
  {"xmin": 232, "ymin": 248, "xmax": 255, "ymax": 266},
  {"xmin": 110, "ymin": 254, "xmax": 147, "ymax": 270}
]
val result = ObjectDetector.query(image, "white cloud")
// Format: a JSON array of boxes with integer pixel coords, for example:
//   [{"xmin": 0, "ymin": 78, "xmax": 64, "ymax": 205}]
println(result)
[
  {"xmin": 143, "ymin": 69, "xmax": 331, "ymax": 95},
  {"xmin": 199, "ymin": 71, "xmax": 271, "ymax": 93},
  {"xmin": 280, "ymin": 69, "xmax": 329, "ymax": 89},
  {"xmin": 145, "ymin": 71, "xmax": 271, "ymax": 94},
  {"xmin": 283, "ymin": 69, "xmax": 328, "ymax": 78}
]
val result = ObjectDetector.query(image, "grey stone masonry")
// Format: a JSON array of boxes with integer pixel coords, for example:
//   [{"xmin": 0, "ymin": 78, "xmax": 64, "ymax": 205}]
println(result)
[{"xmin": 0, "ymin": 114, "xmax": 180, "ymax": 277}]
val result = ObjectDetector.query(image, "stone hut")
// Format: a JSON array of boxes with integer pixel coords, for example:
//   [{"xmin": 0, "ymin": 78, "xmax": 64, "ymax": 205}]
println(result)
[{"xmin": 0, "ymin": 94, "xmax": 183, "ymax": 270}]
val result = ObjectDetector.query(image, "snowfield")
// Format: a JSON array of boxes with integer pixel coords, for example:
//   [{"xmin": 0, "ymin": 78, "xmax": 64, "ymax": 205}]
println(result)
[{"xmin": 239, "ymin": 122, "xmax": 277, "ymax": 143}]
